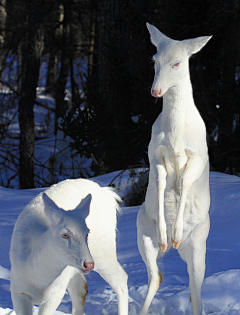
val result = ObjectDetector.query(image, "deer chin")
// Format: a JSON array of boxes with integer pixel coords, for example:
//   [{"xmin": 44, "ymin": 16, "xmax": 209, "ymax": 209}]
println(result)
[
  {"xmin": 79, "ymin": 266, "xmax": 94, "ymax": 274},
  {"xmin": 81, "ymin": 268, "xmax": 90, "ymax": 274}
]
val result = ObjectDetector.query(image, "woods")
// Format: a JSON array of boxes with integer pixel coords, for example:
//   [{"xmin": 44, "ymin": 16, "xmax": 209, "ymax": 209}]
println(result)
[{"xmin": 0, "ymin": 0, "xmax": 240, "ymax": 188}]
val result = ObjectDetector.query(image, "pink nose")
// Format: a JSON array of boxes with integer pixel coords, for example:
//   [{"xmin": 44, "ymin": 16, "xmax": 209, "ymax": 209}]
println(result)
[
  {"xmin": 152, "ymin": 89, "xmax": 162, "ymax": 97},
  {"xmin": 84, "ymin": 261, "xmax": 94, "ymax": 271}
]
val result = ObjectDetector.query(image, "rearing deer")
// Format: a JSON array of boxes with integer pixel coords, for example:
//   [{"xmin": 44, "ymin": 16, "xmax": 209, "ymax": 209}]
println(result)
[{"xmin": 137, "ymin": 23, "xmax": 212, "ymax": 315}]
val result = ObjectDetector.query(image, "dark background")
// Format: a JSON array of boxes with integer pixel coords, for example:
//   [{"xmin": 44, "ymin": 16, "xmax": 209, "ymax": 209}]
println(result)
[{"xmin": 0, "ymin": 0, "xmax": 240, "ymax": 188}]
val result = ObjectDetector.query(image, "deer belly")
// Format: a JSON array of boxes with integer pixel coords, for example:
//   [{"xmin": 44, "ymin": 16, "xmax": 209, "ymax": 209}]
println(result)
[{"xmin": 164, "ymin": 189, "xmax": 179, "ymax": 225}]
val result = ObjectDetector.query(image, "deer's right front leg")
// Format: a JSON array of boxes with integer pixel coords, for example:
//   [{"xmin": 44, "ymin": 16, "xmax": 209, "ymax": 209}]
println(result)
[
  {"xmin": 11, "ymin": 290, "xmax": 33, "ymax": 315},
  {"xmin": 156, "ymin": 161, "xmax": 167, "ymax": 252}
]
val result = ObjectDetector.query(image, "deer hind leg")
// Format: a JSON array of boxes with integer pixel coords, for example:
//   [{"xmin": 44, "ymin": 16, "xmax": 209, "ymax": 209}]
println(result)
[
  {"xmin": 91, "ymin": 244, "xmax": 128, "ymax": 315},
  {"xmin": 137, "ymin": 203, "xmax": 163, "ymax": 315},
  {"xmin": 97, "ymin": 262, "xmax": 128, "ymax": 315},
  {"xmin": 67, "ymin": 271, "xmax": 88, "ymax": 315},
  {"xmin": 172, "ymin": 156, "xmax": 207, "ymax": 249},
  {"xmin": 178, "ymin": 217, "xmax": 210, "ymax": 315}
]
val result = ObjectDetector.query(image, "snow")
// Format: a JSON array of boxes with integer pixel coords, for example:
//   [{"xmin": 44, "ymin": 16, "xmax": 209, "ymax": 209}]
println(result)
[
  {"xmin": 0, "ymin": 171, "xmax": 240, "ymax": 314},
  {"xmin": 1, "ymin": 57, "xmax": 240, "ymax": 314}
]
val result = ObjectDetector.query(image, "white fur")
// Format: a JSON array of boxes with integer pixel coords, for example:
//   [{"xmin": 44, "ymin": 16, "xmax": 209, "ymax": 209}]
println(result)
[
  {"xmin": 137, "ymin": 23, "xmax": 211, "ymax": 315},
  {"xmin": 10, "ymin": 178, "xmax": 128, "ymax": 315}
]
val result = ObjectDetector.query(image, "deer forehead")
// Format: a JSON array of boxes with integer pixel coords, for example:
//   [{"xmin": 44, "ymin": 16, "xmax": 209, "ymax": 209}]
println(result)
[
  {"xmin": 154, "ymin": 40, "xmax": 188, "ymax": 65},
  {"xmin": 60, "ymin": 215, "xmax": 89, "ymax": 237}
]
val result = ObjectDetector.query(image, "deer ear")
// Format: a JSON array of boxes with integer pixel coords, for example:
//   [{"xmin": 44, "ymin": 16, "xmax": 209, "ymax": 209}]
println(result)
[
  {"xmin": 42, "ymin": 192, "xmax": 58, "ymax": 210},
  {"xmin": 42, "ymin": 192, "xmax": 64, "ymax": 225},
  {"xmin": 75, "ymin": 194, "xmax": 92, "ymax": 221},
  {"xmin": 146, "ymin": 23, "xmax": 169, "ymax": 47},
  {"xmin": 184, "ymin": 35, "xmax": 212, "ymax": 56}
]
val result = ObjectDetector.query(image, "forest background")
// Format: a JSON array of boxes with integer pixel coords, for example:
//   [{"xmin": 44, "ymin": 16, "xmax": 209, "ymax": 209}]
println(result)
[{"xmin": 0, "ymin": 0, "xmax": 240, "ymax": 195}]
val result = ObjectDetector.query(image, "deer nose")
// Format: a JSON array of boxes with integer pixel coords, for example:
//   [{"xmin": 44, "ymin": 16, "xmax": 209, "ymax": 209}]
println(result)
[
  {"xmin": 152, "ymin": 89, "xmax": 162, "ymax": 97},
  {"xmin": 84, "ymin": 261, "xmax": 94, "ymax": 271}
]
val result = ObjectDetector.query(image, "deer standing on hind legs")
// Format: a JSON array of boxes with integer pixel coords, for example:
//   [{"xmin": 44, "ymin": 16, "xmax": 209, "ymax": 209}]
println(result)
[{"xmin": 137, "ymin": 23, "xmax": 212, "ymax": 315}]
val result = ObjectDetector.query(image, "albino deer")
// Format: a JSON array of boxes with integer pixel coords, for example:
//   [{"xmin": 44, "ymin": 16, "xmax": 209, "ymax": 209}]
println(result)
[
  {"xmin": 10, "ymin": 178, "xmax": 128, "ymax": 315},
  {"xmin": 137, "ymin": 23, "xmax": 212, "ymax": 315}
]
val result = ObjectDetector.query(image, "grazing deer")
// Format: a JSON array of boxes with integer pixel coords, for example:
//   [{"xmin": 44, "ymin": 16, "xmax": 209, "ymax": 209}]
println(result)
[
  {"xmin": 137, "ymin": 23, "xmax": 211, "ymax": 315},
  {"xmin": 10, "ymin": 178, "xmax": 128, "ymax": 315}
]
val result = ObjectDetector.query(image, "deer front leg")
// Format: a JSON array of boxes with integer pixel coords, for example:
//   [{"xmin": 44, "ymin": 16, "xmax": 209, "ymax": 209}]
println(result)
[
  {"xmin": 156, "ymin": 160, "xmax": 168, "ymax": 252},
  {"xmin": 172, "ymin": 156, "xmax": 208, "ymax": 249},
  {"xmin": 39, "ymin": 267, "xmax": 74, "ymax": 315},
  {"xmin": 11, "ymin": 290, "xmax": 33, "ymax": 315}
]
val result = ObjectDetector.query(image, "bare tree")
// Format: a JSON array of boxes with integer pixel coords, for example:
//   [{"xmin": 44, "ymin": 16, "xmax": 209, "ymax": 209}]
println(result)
[
  {"xmin": 55, "ymin": 0, "xmax": 71, "ymax": 133},
  {"xmin": 18, "ymin": 0, "xmax": 44, "ymax": 188},
  {"xmin": 45, "ymin": 0, "xmax": 59, "ymax": 96},
  {"xmin": 0, "ymin": 0, "xmax": 6, "ymax": 89}
]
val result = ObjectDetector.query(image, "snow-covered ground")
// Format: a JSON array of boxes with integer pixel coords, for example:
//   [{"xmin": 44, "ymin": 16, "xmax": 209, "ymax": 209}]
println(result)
[
  {"xmin": 0, "ymin": 56, "xmax": 240, "ymax": 314},
  {"xmin": 0, "ymin": 171, "xmax": 240, "ymax": 314}
]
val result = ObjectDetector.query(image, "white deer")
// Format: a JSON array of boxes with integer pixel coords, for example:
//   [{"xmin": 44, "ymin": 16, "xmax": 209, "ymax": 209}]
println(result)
[
  {"xmin": 137, "ymin": 23, "xmax": 212, "ymax": 315},
  {"xmin": 10, "ymin": 178, "xmax": 128, "ymax": 315}
]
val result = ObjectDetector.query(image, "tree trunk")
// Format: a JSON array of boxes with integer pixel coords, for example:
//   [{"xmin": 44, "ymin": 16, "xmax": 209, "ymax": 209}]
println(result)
[
  {"xmin": 88, "ymin": 18, "xmax": 95, "ymax": 77},
  {"xmin": 0, "ymin": 0, "xmax": 6, "ymax": 90},
  {"xmin": 18, "ymin": 0, "xmax": 44, "ymax": 188},
  {"xmin": 55, "ymin": 0, "xmax": 71, "ymax": 133},
  {"xmin": 45, "ymin": 0, "xmax": 59, "ymax": 96},
  {"xmin": 88, "ymin": 0, "xmax": 131, "ymax": 172},
  {"xmin": 45, "ymin": 52, "xmax": 58, "ymax": 96}
]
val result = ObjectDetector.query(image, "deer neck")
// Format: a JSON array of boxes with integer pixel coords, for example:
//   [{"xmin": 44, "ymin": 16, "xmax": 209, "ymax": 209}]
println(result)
[
  {"xmin": 162, "ymin": 76, "xmax": 194, "ymax": 123},
  {"xmin": 161, "ymin": 77, "xmax": 195, "ymax": 150}
]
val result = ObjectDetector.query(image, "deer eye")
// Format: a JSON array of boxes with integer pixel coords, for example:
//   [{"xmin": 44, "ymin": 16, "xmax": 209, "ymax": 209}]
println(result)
[
  {"xmin": 62, "ymin": 232, "xmax": 70, "ymax": 239},
  {"xmin": 172, "ymin": 62, "xmax": 180, "ymax": 68}
]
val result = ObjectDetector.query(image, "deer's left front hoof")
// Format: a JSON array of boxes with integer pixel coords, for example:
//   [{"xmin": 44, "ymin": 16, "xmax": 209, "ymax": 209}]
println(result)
[{"xmin": 171, "ymin": 238, "xmax": 181, "ymax": 249}]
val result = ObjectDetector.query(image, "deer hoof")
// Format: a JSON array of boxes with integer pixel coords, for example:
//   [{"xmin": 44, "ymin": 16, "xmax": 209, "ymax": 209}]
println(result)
[
  {"xmin": 171, "ymin": 238, "xmax": 181, "ymax": 249},
  {"xmin": 159, "ymin": 243, "xmax": 168, "ymax": 252},
  {"xmin": 175, "ymin": 239, "xmax": 181, "ymax": 249}
]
